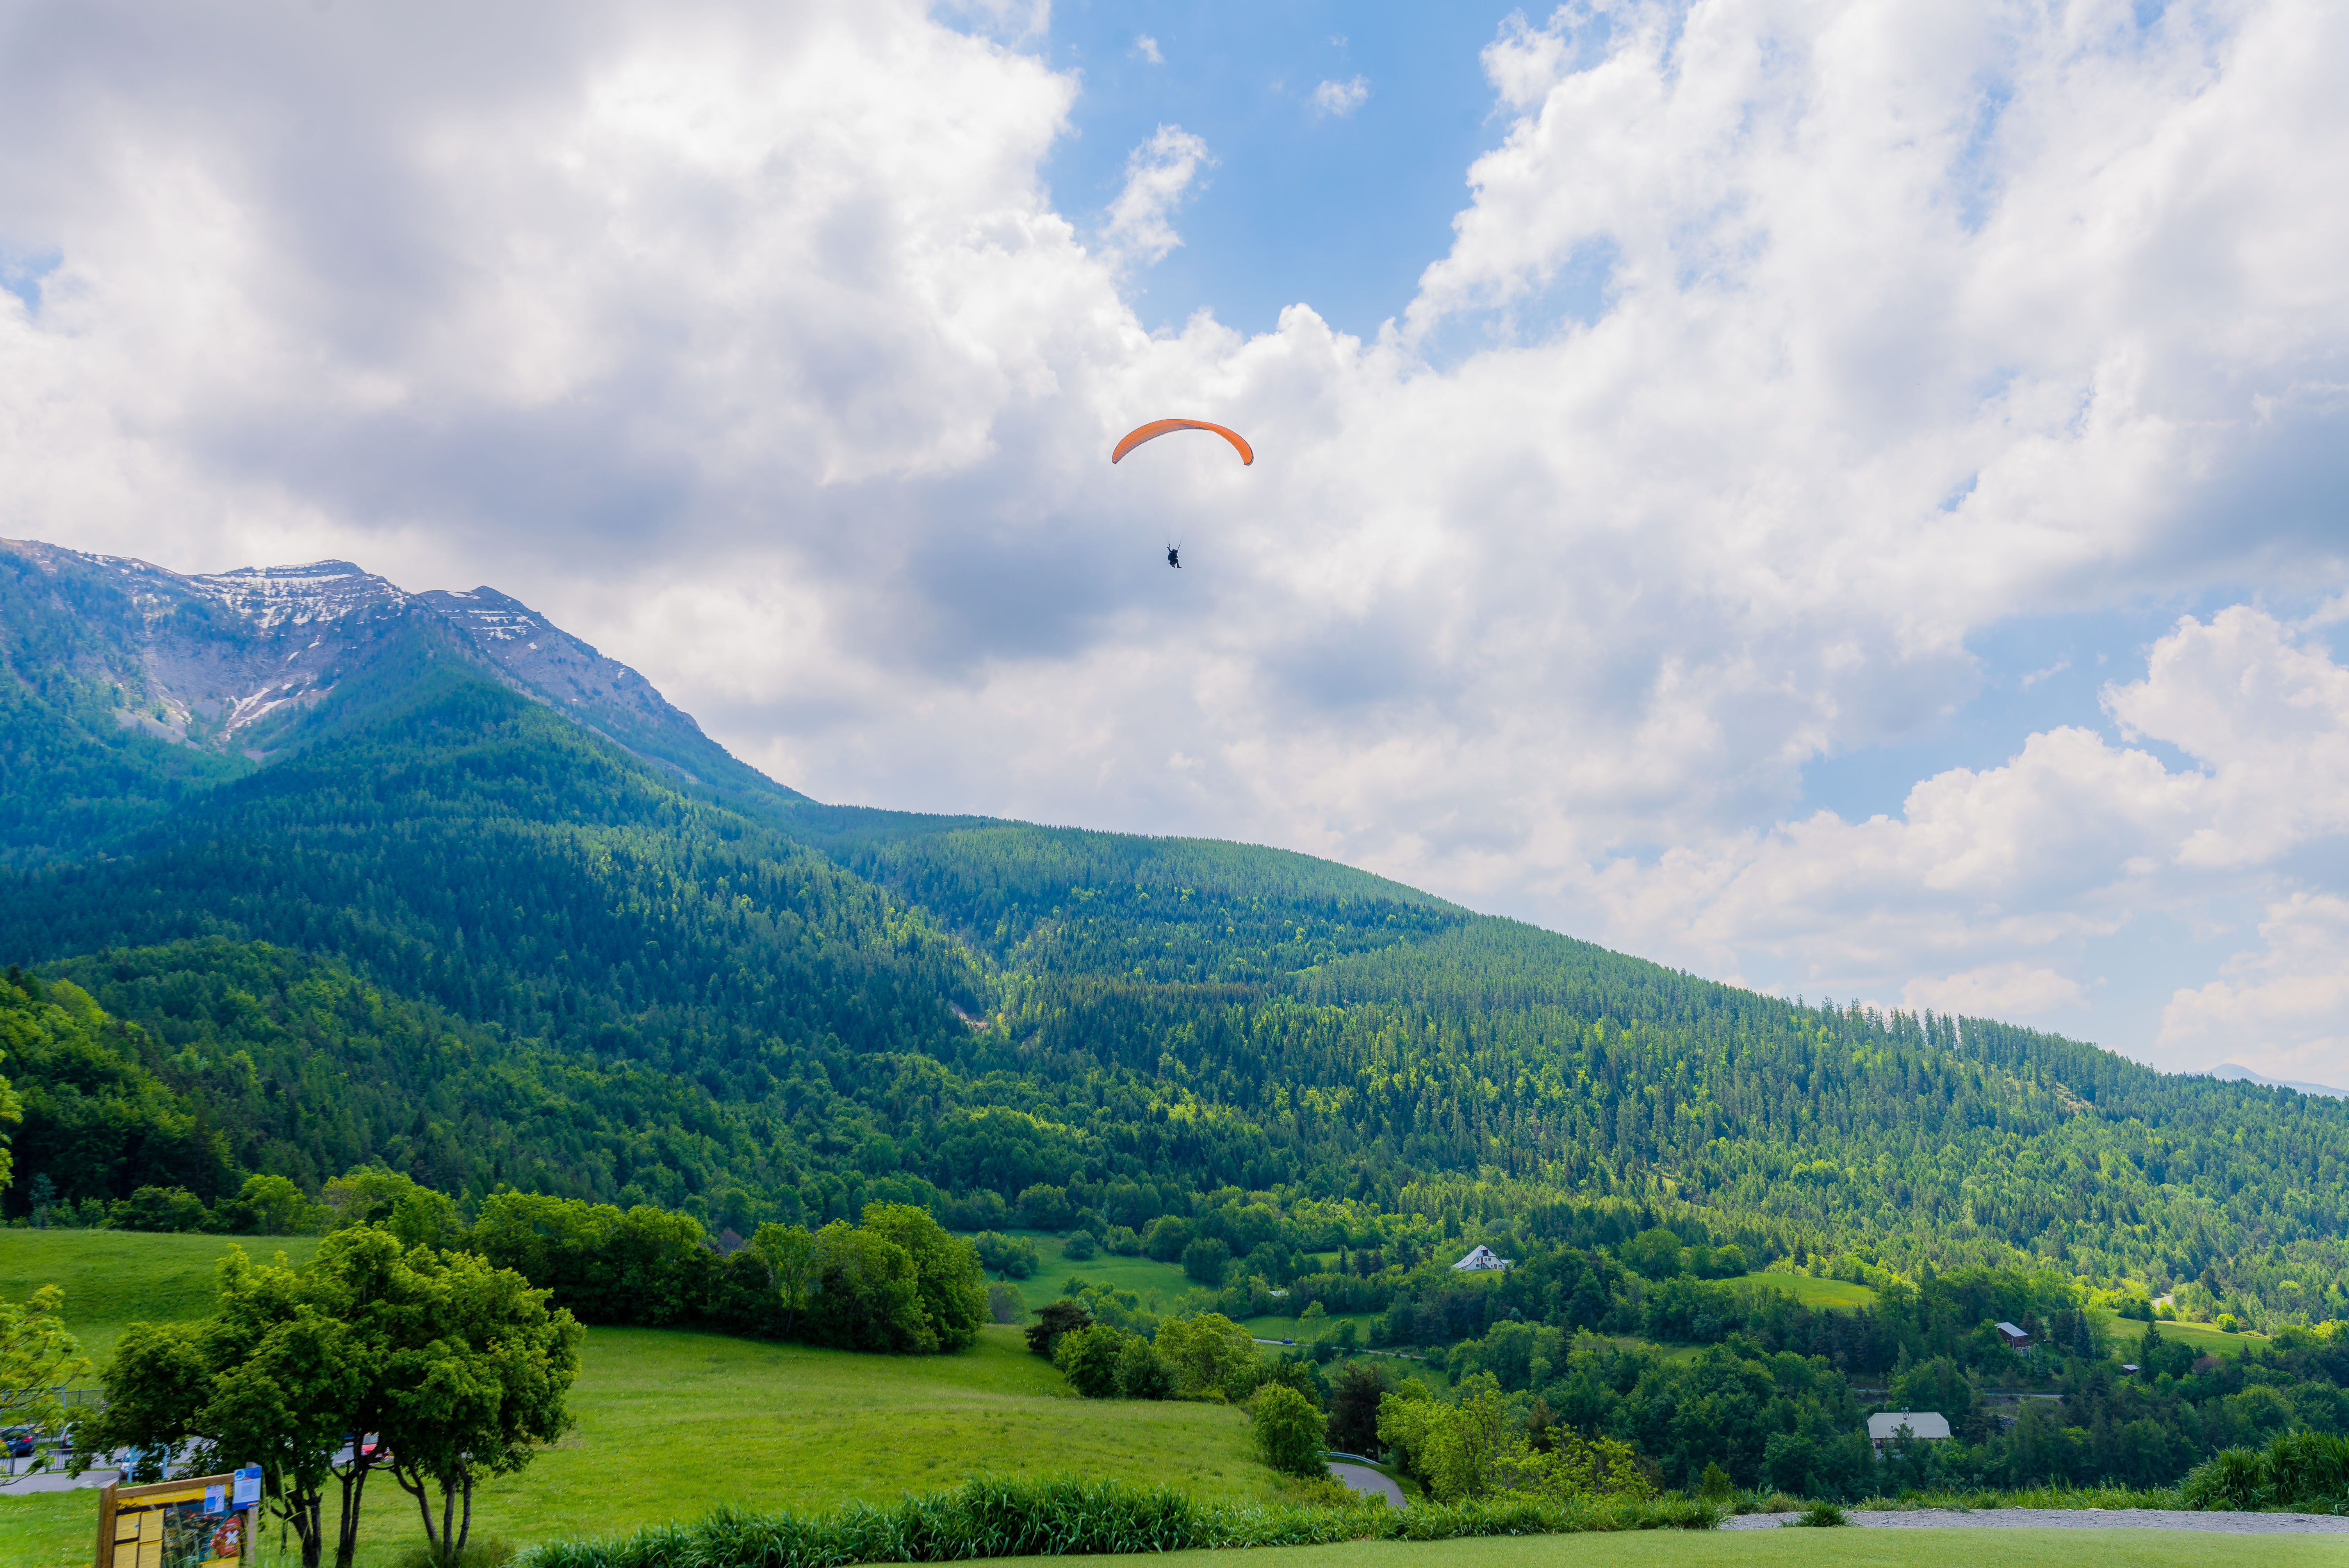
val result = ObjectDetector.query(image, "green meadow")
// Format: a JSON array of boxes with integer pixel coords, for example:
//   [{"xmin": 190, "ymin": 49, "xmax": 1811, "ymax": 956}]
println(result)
[
  {"xmin": 0, "ymin": 1227, "xmax": 321, "ymax": 1364},
  {"xmin": 1237, "ymin": 1310, "xmax": 1382, "ymax": 1345},
  {"xmin": 993, "ymin": 1231, "xmax": 1204, "ymax": 1315},
  {"xmin": 2089, "ymin": 1311, "xmax": 2268, "ymax": 1360},
  {"xmin": 1731, "ymin": 1274, "xmax": 1878, "ymax": 1311},
  {"xmin": 0, "ymin": 1231, "xmax": 1291, "ymax": 1568}
]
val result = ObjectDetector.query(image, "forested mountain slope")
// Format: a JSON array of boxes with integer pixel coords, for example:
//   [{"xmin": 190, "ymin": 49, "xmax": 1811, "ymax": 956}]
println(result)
[{"xmin": 0, "ymin": 542, "xmax": 2343, "ymax": 1330}]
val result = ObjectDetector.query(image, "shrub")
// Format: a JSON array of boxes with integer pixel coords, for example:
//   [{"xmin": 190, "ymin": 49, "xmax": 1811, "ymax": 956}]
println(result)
[
  {"xmin": 973, "ymin": 1232, "xmax": 1039, "ymax": 1279},
  {"xmin": 1054, "ymin": 1324, "xmax": 1128, "ymax": 1399},
  {"xmin": 986, "ymin": 1284, "xmax": 1024, "ymax": 1325},
  {"xmin": 1253, "ymin": 1384, "xmax": 1329, "ymax": 1477},
  {"xmin": 1064, "ymin": 1231, "xmax": 1098, "ymax": 1261},
  {"xmin": 111, "ymin": 1185, "xmax": 209, "ymax": 1233},
  {"xmin": 1115, "ymin": 1337, "xmax": 1174, "ymax": 1400},
  {"xmin": 1105, "ymin": 1226, "xmax": 1142, "ymax": 1256},
  {"xmin": 1025, "ymin": 1299, "xmax": 1092, "ymax": 1358},
  {"xmin": 1154, "ymin": 1312, "xmax": 1256, "ymax": 1400},
  {"xmin": 1698, "ymin": 1463, "xmax": 1732, "ymax": 1501},
  {"xmin": 1789, "ymin": 1502, "xmax": 1848, "ymax": 1527},
  {"xmin": 523, "ymin": 1475, "xmax": 1722, "ymax": 1568}
]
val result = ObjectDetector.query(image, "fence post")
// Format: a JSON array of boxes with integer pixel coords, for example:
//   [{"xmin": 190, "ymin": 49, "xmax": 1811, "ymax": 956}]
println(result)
[{"xmin": 95, "ymin": 1478, "xmax": 118, "ymax": 1568}]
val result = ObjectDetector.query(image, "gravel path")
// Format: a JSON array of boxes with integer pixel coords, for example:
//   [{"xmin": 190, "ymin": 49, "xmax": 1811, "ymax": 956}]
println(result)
[{"xmin": 1722, "ymin": 1508, "xmax": 2349, "ymax": 1532}]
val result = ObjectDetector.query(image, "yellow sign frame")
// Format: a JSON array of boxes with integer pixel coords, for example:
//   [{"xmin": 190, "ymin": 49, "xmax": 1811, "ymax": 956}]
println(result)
[{"xmin": 96, "ymin": 1473, "xmax": 258, "ymax": 1568}]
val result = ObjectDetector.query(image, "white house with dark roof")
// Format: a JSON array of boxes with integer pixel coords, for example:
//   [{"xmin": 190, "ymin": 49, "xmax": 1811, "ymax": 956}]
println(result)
[
  {"xmin": 1868, "ymin": 1411, "xmax": 1952, "ymax": 1452},
  {"xmin": 1451, "ymin": 1244, "xmax": 1513, "ymax": 1271}
]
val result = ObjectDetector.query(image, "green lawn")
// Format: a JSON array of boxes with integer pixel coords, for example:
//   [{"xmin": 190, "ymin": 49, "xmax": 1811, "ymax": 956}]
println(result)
[
  {"xmin": 1732, "ymin": 1273, "xmax": 1878, "ymax": 1311},
  {"xmin": 0, "ymin": 1227, "xmax": 321, "ymax": 1364}
]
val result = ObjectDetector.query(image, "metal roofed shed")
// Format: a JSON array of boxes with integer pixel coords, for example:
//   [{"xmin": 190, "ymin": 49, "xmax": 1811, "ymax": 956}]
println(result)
[
  {"xmin": 1995, "ymin": 1320, "xmax": 2031, "ymax": 1349},
  {"xmin": 1451, "ymin": 1244, "xmax": 1513, "ymax": 1271},
  {"xmin": 1868, "ymin": 1411, "xmax": 1952, "ymax": 1451}
]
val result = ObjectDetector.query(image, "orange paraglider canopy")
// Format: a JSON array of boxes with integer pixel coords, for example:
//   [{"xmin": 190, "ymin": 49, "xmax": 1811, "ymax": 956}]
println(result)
[{"xmin": 1111, "ymin": 418, "xmax": 1254, "ymax": 466}]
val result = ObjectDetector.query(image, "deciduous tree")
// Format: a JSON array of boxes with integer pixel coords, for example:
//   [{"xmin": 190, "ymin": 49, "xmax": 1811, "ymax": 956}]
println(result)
[
  {"xmin": 1251, "ymin": 1383, "xmax": 1327, "ymax": 1476},
  {"xmin": 0, "ymin": 1286, "xmax": 87, "ymax": 1478},
  {"xmin": 378, "ymin": 1247, "xmax": 581, "ymax": 1565}
]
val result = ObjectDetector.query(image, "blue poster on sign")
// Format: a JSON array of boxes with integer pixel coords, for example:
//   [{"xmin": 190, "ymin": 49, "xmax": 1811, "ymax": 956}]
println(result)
[{"xmin": 233, "ymin": 1467, "xmax": 263, "ymax": 1507}]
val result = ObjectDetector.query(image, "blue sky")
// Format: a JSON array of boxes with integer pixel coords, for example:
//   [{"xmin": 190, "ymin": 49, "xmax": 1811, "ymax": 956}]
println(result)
[{"xmin": 1032, "ymin": 2, "xmax": 1510, "ymax": 340}]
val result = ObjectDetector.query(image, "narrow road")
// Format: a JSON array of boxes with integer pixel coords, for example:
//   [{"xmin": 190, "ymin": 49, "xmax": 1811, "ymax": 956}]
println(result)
[
  {"xmin": 1722, "ymin": 1509, "xmax": 2349, "ymax": 1532},
  {"xmin": 1327, "ymin": 1461, "xmax": 1404, "ymax": 1507}
]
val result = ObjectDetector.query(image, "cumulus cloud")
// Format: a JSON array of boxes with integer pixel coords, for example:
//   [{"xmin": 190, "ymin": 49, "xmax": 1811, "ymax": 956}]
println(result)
[
  {"xmin": 1310, "ymin": 77, "xmax": 1370, "ymax": 117},
  {"xmin": 1100, "ymin": 125, "xmax": 1213, "ymax": 270},
  {"xmin": 1583, "ymin": 609, "xmax": 2349, "ymax": 1073},
  {"xmin": 2160, "ymin": 893, "xmax": 2349, "ymax": 1082},
  {"xmin": 0, "ymin": 0, "xmax": 2345, "ymax": 1074},
  {"xmin": 1134, "ymin": 35, "xmax": 1164, "ymax": 64}
]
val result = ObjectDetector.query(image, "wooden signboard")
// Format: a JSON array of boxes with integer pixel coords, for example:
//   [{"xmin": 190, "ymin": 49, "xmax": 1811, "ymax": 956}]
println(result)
[{"xmin": 96, "ymin": 1472, "xmax": 259, "ymax": 1568}]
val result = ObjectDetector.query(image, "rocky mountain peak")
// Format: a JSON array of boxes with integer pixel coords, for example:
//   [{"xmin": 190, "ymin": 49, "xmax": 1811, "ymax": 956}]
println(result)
[
  {"xmin": 0, "ymin": 538, "xmax": 795, "ymax": 799},
  {"xmin": 183, "ymin": 560, "xmax": 411, "ymax": 629}
]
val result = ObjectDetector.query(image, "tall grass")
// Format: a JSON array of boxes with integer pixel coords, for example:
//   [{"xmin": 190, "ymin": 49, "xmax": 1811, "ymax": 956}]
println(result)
[
  {"xmin": 522, "ymin": 1474, "xmax": 1721, "ymax": 1568},
  {"xmin": 2181, "ymin": 1430, "xmax": 2349, "ymax": 1512}
]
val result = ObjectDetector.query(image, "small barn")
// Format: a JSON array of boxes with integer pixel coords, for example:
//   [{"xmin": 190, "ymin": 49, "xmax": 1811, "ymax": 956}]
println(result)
[
  {"xmin": 1451, "ymin": 1244, "xmax": 1513, "ymax": 1271},
  {"xmin": 1995, "ymin": 1320, "xmax": 2031, "ymax": 1349},
  {"xmin": 1867, "ymin": 1411, "xmax": 1952, "ymax": 1452}
]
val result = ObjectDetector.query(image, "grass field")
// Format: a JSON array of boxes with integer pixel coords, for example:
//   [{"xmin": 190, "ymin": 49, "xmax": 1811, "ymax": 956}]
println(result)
[
  {"xmin": 2091, "ymin": 1311, "xmax": 2268, "ymax": 1360},
  {"xmin": 0, "ymin": 1227, "xmax": 321, "ymax": 1364},
  {"xmin": 2, "ymin": 1325, "xmax": 1294, "ymax": 1568},
  {"xmin": 1732, "ymin": 1274, "xmax": 1878, "ymax": 1311},
  {"xmin": 0, "ymin": 1228, "xmax": 1296, "ymax": 1568},
  {"xmin": 1238, "ymin": 1310, "xmax": 1382, "ymax": 1345},
  {"xmin": 994, "ymin": 1232, "xmax": 1206, "ymax": 1316}
]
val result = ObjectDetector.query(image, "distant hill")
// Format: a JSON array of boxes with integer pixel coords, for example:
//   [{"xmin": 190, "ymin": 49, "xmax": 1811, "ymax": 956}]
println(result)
[
  {"xmin": 2210, "ymin": 1063, "xmax": 2348, "ymax": 1099},
  {"xmin": 2, "ymin": 539, "xmax": 2344, "ymax": 1331}
]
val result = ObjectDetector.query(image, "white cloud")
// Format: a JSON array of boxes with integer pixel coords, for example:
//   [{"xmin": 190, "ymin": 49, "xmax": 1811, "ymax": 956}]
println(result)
[
  {"xmin": 2160, "ymin": 893, "xmax": 2349, "ymax": 1082},
  {"xmin": 0, "ymin": 0, "xmax": 2346, "ymax": 1075},
  {"xmin": 1575, "ymin": 609, "xmax": 2349, "ymax": 1071},
  {"xmin": 1904, "ymin": 964, "xmax": 2089, "ymax": 1019},
  {"xmin": 1100, "ymin": 125, "xmax": 1213, "ymax": 270},
  {"xmin": 2106, "ymin": 608, "xmax": 2349, "ymax": 868},
  {"xmin": 1134, "ymin": 35, "xmax": 1164, "ymax": 65},
  {"xmin": 2020, "ymin": 659, "xmax": 2069, "ymax": 689},
  {"xmin": 1310, "ymin": 77, "xmax": 1370, "ymax": 118}
]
